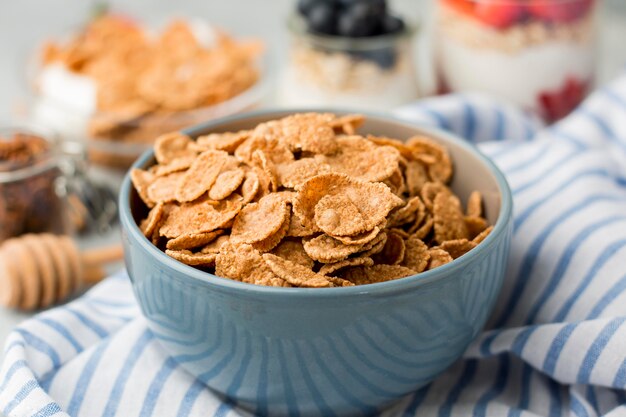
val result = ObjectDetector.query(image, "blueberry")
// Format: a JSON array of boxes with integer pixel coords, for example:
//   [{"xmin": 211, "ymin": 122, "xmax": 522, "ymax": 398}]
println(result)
[
  {"xmin": 382, "ymin": 14, "xmax": 405, "ymax": 34},
  {"xmin": 352, "ymin": 48, "xmax": 396, "ymax": 68},
  {"xmin": 337, "ymin": 3, "xmax": 379, "ymax": 37},
  {"xmin": 307, "ymin": 2, "xmax": 338, "ymax": 34},
  {"xmin": 297, "ymin": 0, "xmax": 317, "ymax": 16}
]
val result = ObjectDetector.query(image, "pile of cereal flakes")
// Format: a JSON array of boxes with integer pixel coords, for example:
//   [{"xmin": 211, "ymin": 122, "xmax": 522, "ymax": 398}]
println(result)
[
  {"xmin": 131, "ymin": 113, "xmax": 493, "ymax": 288},
  {"xmin": 42, "ymin": 15, "xmax": 262, "ymax": 145}
]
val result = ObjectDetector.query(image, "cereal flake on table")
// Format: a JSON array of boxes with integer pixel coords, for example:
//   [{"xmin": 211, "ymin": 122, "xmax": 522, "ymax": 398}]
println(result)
[{"xmin": 132, "ymin": 113, "xmax": 493, "ymax": 287}]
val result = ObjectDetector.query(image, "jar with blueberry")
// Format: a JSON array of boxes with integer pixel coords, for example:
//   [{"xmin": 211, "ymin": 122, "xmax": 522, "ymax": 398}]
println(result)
[{"xmin": 278, "ymin": 0, "xmax": 419, "ymax": 109}]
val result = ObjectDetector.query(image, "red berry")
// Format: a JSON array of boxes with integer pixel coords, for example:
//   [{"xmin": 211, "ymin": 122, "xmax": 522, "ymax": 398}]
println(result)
[
  {"xmin": 529, "ymin": 0, "xmax": 594, "ymax": 23},
  {"xmin": 443, "ymin": 0, "xmax": 476, "ymax": 16},
  {"xmin": 474, "ymin": 2, "xmax": 525, "ymax": 29},
  {"xmin": 538, "ymin": 77, "xmax": 589, "ymax": 122}
]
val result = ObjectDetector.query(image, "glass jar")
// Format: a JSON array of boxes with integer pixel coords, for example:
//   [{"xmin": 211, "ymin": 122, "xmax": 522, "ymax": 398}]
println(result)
[
  {"xmin": 435, "ymin": 0, "xmax": 598, "ymax": 122},
  {"xmin": 0, "ymin": 126, "xmax": 70, "ymax": 241},
  {"xmin": 278, "ymin": 15, "xmax": 420, "ymax": 110}
]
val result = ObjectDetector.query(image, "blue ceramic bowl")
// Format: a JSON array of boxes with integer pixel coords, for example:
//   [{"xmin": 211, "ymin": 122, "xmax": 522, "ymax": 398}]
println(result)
[{"xmin": 120, "ymin": 110, "xmax": 513, "ymax": 416}]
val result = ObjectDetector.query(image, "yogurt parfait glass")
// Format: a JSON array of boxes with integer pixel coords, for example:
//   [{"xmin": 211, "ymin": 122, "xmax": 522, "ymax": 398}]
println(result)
[
  {"xmin": 435, "ymin": 0, "xmax": 598, "ymax": 122},
  {"xmin": 278, "ymin": 15, "xmax": 420, "ymax": 110}
]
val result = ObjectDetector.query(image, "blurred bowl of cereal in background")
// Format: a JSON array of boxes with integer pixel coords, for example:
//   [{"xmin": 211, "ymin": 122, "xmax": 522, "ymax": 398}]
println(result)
[
  {"xmin": 27, "ymin": 13, "xmax": 269, "ymax": 173},
  {"xmin": 120, "ymin": 110, "xmax": 513, "ymax": 416}
]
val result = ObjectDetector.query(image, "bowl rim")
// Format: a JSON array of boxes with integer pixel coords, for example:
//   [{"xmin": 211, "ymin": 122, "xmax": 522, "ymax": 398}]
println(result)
[{"xmin": 119, "ymin": 108, "xmax": 513, "ymax": 298}]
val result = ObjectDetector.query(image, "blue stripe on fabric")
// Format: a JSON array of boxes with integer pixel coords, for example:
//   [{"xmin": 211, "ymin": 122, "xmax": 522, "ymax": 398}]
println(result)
[
  {"xmin": 613, "ymin": 358, "xmax": 626, "ymax": 387},
  {"xmin": 138, "ymin": 357, "xmax": 178, "ymax": 417},
  {"xmin": 472, "ymin": 355, "xmax": 509, "ymax": 417},
  {"xmin": 176, "ymin": 379, "xmax": 205, "ymax": 417},
  {"xmin": 14, "ymin": 329, "xmax": 61, "ymax": 368},
  {"xmin": 438, "ymin": 360, "xmax": 478, "ymax": 417},
  {"xmin": 64, "ymin": 308, "xmax": 109, "ymax": 338},
  {"xmin": 213, "ymin": 400, "xmax": 235, "ymax": 417},
  {"xmin": 570, "ymin": 394, "xmax": 590, "ymax": 417},
  {"xmin": 419, "ymin": 107, "xmax": 452, "ymax": 131},
  {"xmin": 603, "ymin": 88, "xmax": 626, "ymax": 111},
  {"xmin": 512, "ymin": 149, "xmax": 579, "ymax": 195},
  {"xmin": 547, "ymin": 378, "xmax": 563, "ymax": 417},
  {"xmin": 32, "ymin": 402, "xmax": 63, "ymax": 417},
  {"xmin": 401, "ymin": 384, "xmax": 431, "ymax": 417},
  {"xmin": 514, "ymin": 169, "xmax": 612, "ymax": 231},
  {"xmin": 588, "ymin": 272, "xmax": 626, "ymax": 319},
  {"xmin": 0, "ymin": 359, "xmax": 27, "ymax": 392},
  {"xmin": 579, "ymin": 107, "xmax": 617, "ymax": 139},
  {"xmin": 493, "ymin": 107, "xmax": 505, "ymax": 141},
  {"xmin": 511, "ymin": 327, "xmax": 536, "ymax": 356},
  {"xmin": 38, "ymin": 317, "xmax": 83, "ymax": 353},
  {"xmin": 549, "ymin": 127, "xmax": 588, "ymax": 150},
  {"xmin": 462, "ymin": 100, "xmax": 476, "ymax": 142},
  {"xmin": 100, "ymin": 330, "xmax": 153, "ymax": 417},
  {"xmin": 488, "ymin": 141, "xmax": 527, "ymax": 160},
  {"xmin": 66, "ymin": 339, "xmax": 112, "ymax": 416},
  {"xmin": 525, "ymin": 216, "xmax": 626, "ymax": 325},
  {"xmin": 86, "ymin": 298, "xmax": 136, "ymax": 308},
  {"xmin": 502, "ymin": 142, "xmax": 552, "ymax": 176},
  {"xmin": 614, "ymin": 389, "xmax": 626, "ymax": 405},
  {"xmin": 508, "ymin": 364, "xmax": 533, "ymax": 417},
  {"xmin": 494, "ymin": 194, "xmax": 626, "ymax": 329},
  {"xmin": 586, "ymin": 386, "xmax": 599, "ymax": 413},
  {"xmin": 577, "ymin": 318, "xmax": 626, "ymax": 383},
  {"xmin": 542, "ymin": 323, "xmax": 577, "ymax": 375},
  {"xmin": 554, "ymin": 239, "xmax": 626, "ymax": 322},
  {"xmin": 2, "ymin": 379, "xmax": 38, "ymax": 415}
]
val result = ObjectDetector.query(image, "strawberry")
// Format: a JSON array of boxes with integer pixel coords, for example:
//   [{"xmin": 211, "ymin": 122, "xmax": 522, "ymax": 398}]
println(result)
[
  {"xmin": 443, "ymin": 0, "xmax": 476, "ymax": 16},
  {"xmin": 474, "ymin": 2, "xmax": 526, "ymax": 29},
  {"xmin": 529, "ymin": 0, "xmax": 594, "ymax": 23},
  {"xmin": 538, "ymin": 77, "xmax": 589, "ymax": 122}
]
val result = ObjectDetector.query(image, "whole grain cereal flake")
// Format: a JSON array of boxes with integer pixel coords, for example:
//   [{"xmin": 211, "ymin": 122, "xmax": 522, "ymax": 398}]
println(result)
[
  {"xmin": 159, "ymin": 194, "xmax": 242, "ymax": 238},
  {"xmin": 294, "ymin": 173, "xmax": 403, "ymax": 235},
  {"xmin": 166, "ymin": 229, "xmax": 224, "ymax": 251},
  {"xmin": 231, "ymin": 195, "xmax": 290, "ymax": 244},
  {"xmin": 154, "ymin": 132, "xmax": 195, "ymax": 164},
  {"xmin": 175, "ymin": 150, "xmax": 229, "ymax": 203},
  {"xmin": 262, "ymin": 254, "xmax": 332, "ymax": 288},
  {"xmin": 165, "ymin": 249, "xmax": 217, "ymax": 267},
  {"xmin": 209, "ymin": 168, "xmax": 245, "ymax": 201},
  {"xmin": 319, "ymin": 256, "xmax": 374, "ymax": 276},
  {"xmin": 271, "ymin": 239, "xmax": 315, "ymax": 269}
]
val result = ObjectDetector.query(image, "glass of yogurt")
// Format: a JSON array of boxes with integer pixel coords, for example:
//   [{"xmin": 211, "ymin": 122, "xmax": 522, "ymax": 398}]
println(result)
[
  {"xmin": 436, "ymin": 0, "xmax": 598, "ymax": 122},
  {"xmin": 278, "ymin": 14, "xmax": 420, "ymax": 110}
]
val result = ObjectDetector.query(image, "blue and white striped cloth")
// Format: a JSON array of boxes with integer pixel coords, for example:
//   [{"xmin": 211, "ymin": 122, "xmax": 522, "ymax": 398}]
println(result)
[{"xmin": 2, "ymin": 74, "xmax": 626, "ymax": 417}]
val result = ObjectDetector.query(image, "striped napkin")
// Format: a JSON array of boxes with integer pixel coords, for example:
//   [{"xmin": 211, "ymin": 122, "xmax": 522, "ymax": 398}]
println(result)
[{"xmin": 2, "ymin": 75, "xmax": 626, "ymax": 417}]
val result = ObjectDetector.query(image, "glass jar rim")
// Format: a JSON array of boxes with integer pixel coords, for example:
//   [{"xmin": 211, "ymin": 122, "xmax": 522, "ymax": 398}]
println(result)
[
  {"xmin": 0, "ymin": 124, "xmax": 60, "ymax": 183},
  {"xmin": 287, "ymin": 14, "xmax": 416, "ymax": 52}
]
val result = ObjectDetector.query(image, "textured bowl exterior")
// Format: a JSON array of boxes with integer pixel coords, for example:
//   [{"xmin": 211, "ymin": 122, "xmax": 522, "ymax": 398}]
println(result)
[{"xmin": 120, "ymin": 110, "xmax": 513, "ymax": 416}]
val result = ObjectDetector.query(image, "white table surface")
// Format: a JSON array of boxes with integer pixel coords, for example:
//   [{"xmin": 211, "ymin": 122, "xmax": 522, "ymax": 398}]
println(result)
[{"xmin": 1, "ymin": 0, "xmax": 625, "ymax": 372}]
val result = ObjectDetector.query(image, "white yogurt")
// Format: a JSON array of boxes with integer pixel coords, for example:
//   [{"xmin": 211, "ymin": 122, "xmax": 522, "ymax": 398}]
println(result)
[
  {"xmin": 278, "ymin": 65, "xmax": 419, "ymax": 110},
  {"xmin": 437, "ymin": 36, "xmax": 594, "ymax": 110},
  {"xmin": 33, "ymin": 64, "xmax": 97, "ymax": 139}
]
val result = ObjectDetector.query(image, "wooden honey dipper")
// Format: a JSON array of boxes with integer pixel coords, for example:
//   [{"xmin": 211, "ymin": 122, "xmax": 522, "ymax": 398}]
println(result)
[{"xmin": 0, "ymin": 234, "xmax": 124, "ymax": 311}]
